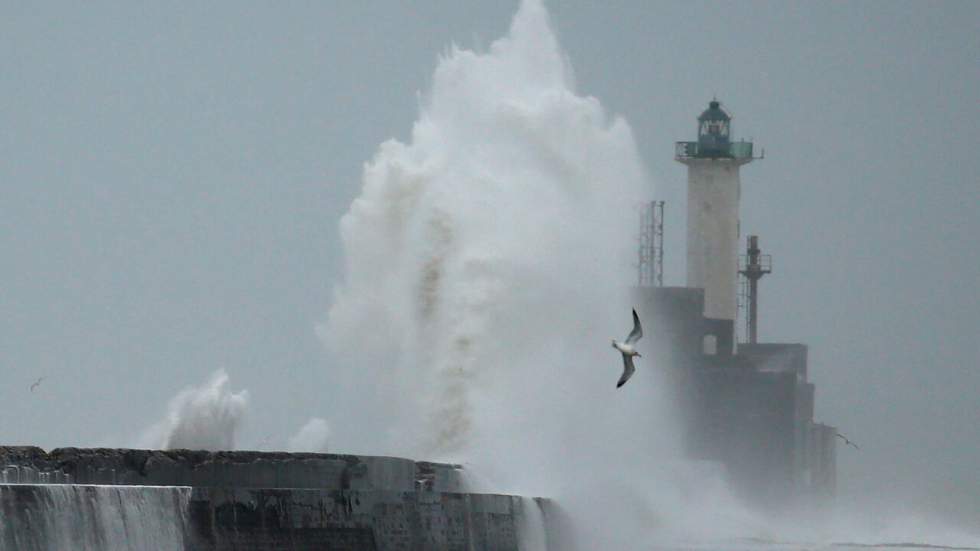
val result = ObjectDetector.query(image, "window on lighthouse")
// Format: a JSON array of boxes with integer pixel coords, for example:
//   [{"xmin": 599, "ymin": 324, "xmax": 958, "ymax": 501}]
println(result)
[
  {"xmin": 702, "ymin": 334, "xmax": 718, "ymax": 355},
  {"xmin": 701, "ymin": 120, "xmax": 728, "ymax": 137}
]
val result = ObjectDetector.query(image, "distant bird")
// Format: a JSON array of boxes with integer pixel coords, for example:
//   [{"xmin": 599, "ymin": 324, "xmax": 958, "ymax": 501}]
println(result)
[
  {"xmin": 29, "ymin": 377, "xmax": 44, "ymax": 393},
  {"xmin": 836, "ymin": 432, "xmax": 860, "ymax": 450},
  {"xmin": 611, "ymin": 309, "xmax": 643, "ymax": 388}
]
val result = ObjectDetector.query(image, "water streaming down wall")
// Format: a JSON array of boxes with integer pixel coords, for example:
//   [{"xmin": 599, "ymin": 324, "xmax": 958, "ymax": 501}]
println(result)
[
  {"xmin": 517, "ymin": 497, "xmax": 549, "ymax": 551},
  {"xmin": 0, "ymin": 484, "xmax": 191, "ymax": 551}
]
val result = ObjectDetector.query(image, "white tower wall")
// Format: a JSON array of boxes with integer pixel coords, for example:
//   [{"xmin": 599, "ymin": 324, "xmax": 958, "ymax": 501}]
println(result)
[{"xmin": 683, "ymin": 159, "xmax": 746, "ymax": 321}]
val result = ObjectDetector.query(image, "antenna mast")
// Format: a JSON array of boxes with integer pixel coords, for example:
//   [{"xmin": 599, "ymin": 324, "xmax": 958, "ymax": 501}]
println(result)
[
  {"xmin": 638, "ymin": 201, "xmax": 665, "ymax": 287},
  {"xmin": 737, "ymin": 235, "xmax": 771, "ymax": 344}
]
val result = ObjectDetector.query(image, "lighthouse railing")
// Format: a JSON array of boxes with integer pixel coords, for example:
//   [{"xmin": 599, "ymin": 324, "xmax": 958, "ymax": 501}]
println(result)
[{"xmin": 675, "ymin": 140, "xmax": 753, "ymax": 160}]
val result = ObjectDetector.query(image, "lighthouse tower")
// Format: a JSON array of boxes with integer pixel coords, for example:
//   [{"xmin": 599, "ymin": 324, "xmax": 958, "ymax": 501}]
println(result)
[{"xmin": 675, "ymin": 100, "xmax": 756, "ymax": 355}]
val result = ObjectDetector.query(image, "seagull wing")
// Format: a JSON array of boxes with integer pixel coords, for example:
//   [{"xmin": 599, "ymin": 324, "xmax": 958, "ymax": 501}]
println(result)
[
  {"xmin": 836, "ymin": 433, "xmax": 860, "ymax": 450},
  {"xmin": 625, "ymin": 309, "xmax": 643, "ymax": 345},
  {"xmin": 616, "ymin": 354, "xmax": 636, "ymax": 389}
]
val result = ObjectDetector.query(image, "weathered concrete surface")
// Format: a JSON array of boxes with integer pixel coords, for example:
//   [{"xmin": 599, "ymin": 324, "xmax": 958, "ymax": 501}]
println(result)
[
  {"xmin": 0, "ymin": 447, "xmax": 461, "ymax": 492},
  {"xmin": 0, "ymin": 484, "xmax": 537, "ymax": 551},
  {"xmin": 0, "ymin": 448, "xmax": 548, "ymax": 550},
  {"xmin": 186, "ymin": 488, "xmax": 528, "ymax": 551},
  {"xmin": 632, "ymin": 286, "xmax": 837, "ymax": 506}
]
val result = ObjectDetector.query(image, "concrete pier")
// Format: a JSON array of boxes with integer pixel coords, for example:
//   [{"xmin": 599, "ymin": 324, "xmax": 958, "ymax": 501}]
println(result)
[{"xmin": 0, "ymin": 447, "xmax": 550, "ymax": 551}]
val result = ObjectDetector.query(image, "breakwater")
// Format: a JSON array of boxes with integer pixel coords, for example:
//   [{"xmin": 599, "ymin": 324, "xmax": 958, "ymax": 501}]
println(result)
[{"xmin": 0, "ymin": 447, "xmax": 549, "ymax": 551}]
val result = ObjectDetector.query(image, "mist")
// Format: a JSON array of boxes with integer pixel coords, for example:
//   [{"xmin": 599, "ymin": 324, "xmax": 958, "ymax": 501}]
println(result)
[
  {"xmin": 322, "ymin": 0, "xmax": 646, "ymax": 461},
  {"xmin": 317, "ymin": 0, "xmax": 980, "ymax": 547},
  {"xmin": 287, "ymin": 417, "xmax": 331, "ymax": 453},
  {"xmin": 319, "ymin": 1, "xmax": 772, "ymax": 547},
  {"xmin": 139, "ymin": 370, "xmax": 249, "ymax": 451},
  {"xmin": 2, "ymin": 0, "xmax": 978, "ymax": 547}
]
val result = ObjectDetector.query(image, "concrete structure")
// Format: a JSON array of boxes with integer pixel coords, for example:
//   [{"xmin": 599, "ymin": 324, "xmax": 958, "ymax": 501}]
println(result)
[
  {"xmin": 675, "ymin": 100, "xmax": 756, "ymax": 352},
  {"xmin": 0, "ymin": 447, "xmax": 550, "ymax": 551},
  {"xmin": 807, "ymin": 423, "xmax": 838, "ymax": 499},
  {"xmin": 633, "ymin": 100, "xmax": 835, "ymax": 505},
  {"xmin": 633, "ymin": 286, "xmax": 835, "ymax": 505}
]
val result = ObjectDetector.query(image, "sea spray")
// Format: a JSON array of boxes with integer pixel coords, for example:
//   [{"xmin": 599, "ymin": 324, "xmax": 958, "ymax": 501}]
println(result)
[
  {"xmin": 324, "ymin": 0, "xmax": 648, "ymax": 459},
  {"xmin": 140, "ymin": 369, "xmax": 248, "ymax": 451},
  {"xmin": 517, "ymin": 496, "xmax": 549, "ymax": 551},
  {"xmin": 323, "ymin": 0, "xmax": 756, "ymax": 547},
  {"xmin": 287, "ymin": 417, "xmax": 331, "ymax": 452}
]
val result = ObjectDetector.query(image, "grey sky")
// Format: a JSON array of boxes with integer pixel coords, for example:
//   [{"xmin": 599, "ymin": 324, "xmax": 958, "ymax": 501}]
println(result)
[{"xmin": 2, "ymin": 0, "xmax": 978, "ymax": 522}]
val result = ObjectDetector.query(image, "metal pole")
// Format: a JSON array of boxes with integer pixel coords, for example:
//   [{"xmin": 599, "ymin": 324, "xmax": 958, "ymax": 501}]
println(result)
[
  {"xmin": 747, "ymin": 235, "xmax": 759, "ymax": 344},
  {"xmin": 739, "ymin": 235, "xmax": 770, "ymax": 344}
]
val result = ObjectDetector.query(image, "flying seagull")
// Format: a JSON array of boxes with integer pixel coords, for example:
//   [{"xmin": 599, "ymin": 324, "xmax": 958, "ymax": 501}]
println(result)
[
  {"xmin": 29, "ymin": 377, "xmax": 44, "ymax": 393},
  {"xmin": 611, "ymin": 309, "xmax": 643, "ymax": 388},
  {"xmin": 836, "ymin": 432, "xmax": 859, "ymax": 450}
]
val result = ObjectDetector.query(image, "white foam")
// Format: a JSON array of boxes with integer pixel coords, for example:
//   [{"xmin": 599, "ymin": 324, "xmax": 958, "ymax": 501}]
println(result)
[
  {"xmin": 141, "ymin": 369, "xmax": 248, "ymax": 451},
  {"xmin": 287, "ymin": 417, "xmax": 331, "ymax": 452},
  {"xmin": 320, "ymin": 0, "xmax": 756, "ymax": 547}
]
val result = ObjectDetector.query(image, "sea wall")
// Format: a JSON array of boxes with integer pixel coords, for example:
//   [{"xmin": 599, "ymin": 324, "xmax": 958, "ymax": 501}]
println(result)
[
  {"xmin": 0, "ymin": 448, "xmax": 550, "ymax": 551},
  {"xmin": 0, "ymin": 447, "xmax": 461, "ymax": 492},
  {"xmin": 0, "ymin": 484, "xmax": 542, "ymax": 551},
  {"xmin": 0, "ymin": 484, "xmax": 191, "ymax": 551},
  {"xmin": 187, "ymin": 487, "xmax": 534, "ymax": 551}
]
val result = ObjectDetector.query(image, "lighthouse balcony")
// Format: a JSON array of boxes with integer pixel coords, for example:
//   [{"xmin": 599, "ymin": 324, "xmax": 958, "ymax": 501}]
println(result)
[{"xmin": 675, "ymin": 140, "xmax": 754, "ymax": 160}]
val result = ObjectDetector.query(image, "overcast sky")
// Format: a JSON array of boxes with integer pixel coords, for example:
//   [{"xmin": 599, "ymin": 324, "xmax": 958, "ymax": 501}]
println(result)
[{"xmin": 2, "ymin": 0, "xmax": 977, "ymax": 524}]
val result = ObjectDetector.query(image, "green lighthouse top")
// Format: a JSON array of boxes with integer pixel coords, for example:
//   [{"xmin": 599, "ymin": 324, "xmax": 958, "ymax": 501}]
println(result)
[
  {"xmin": 698, "ymin": 100, "xmax": 731, "ymax": 146},
  {"xmin": 676, "ymin": 99, "xmax": 754, "ymax": 162},
  {"xmin": 698, "ymin": 100, "xmax": 731, "ymax": 124}
]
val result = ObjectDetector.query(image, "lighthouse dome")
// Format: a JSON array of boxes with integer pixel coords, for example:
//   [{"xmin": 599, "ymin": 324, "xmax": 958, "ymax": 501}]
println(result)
[
  {"xmin": 697, "ymin": 99, "xmax": 731, "ymax": 148},
  {"xmin": 698, "ymin": 100, "xmax": 731, "ymax": 123}
]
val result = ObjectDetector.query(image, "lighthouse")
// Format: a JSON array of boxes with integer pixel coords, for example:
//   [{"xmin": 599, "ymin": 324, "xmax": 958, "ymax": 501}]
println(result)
[
  {"xmin": 675, "ymin": 100, "xmax": 756, "ymax": 355},
  {"xmin": 633, "ymin": 100, "xmax": 833, "ymax": 504}
]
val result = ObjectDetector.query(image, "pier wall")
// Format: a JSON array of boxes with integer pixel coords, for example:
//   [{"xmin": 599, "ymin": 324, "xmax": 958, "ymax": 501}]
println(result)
[{"xmin": 0, "ymin": 447, "xmax": 548, "ymax": 551}]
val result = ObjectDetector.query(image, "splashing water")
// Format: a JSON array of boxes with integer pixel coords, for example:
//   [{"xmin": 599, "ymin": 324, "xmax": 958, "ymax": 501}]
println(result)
[
  {"xmin": 518, "ymin": 497, "xmax": 549, "ymax": 551},
  {"xmin": 319, "ymin": 0, "xmax": 759, "ymax": 547},
  {"xmin": 140, "ymin": 369, "xmax": 248, "ymax": 451},
  {"xmin": 320, "ymin": 1, "xmax": 980, "ymax": 548},
  {"xmin": 287, "ymin": 417, "xmax": 331, "ymax": 452},
  {"xmin": 326, "ymin": 0, "xmax": 649, "ymax": 456}
]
